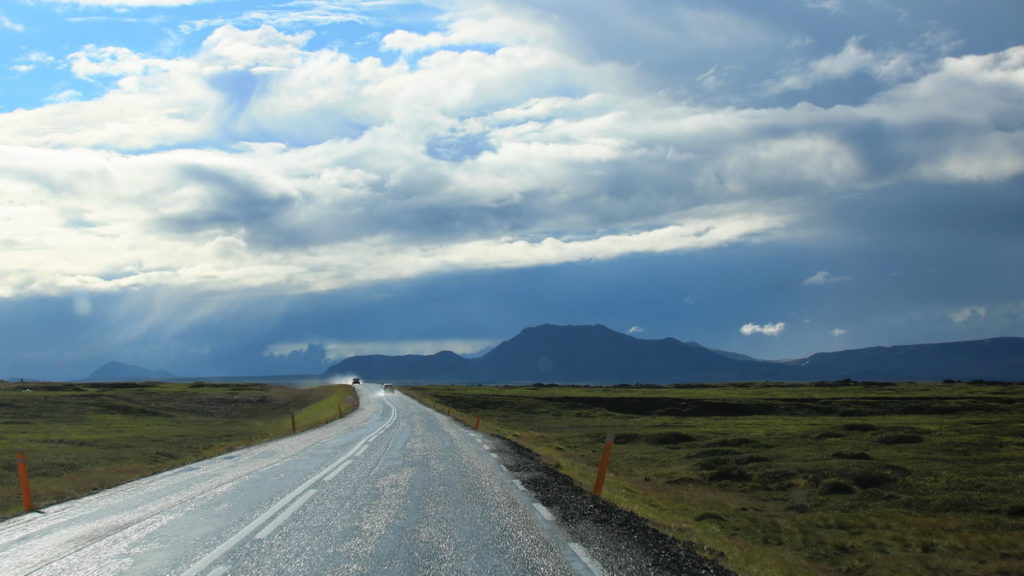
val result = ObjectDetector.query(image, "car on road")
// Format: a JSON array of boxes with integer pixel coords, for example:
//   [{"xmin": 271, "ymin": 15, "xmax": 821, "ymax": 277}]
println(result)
[{"xmin": 382, "ymin": 384, "xmax": 395, "ymax": 394}]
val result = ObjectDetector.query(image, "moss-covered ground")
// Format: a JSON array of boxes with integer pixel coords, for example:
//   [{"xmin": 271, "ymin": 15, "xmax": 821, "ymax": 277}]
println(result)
[
  {"xmin": 405, "ymin": 381, "xmax": 1024, "ymax": 575},
  {"xmin": 0, "ymin": 381, "xmax": 357, "ymax": 519}
]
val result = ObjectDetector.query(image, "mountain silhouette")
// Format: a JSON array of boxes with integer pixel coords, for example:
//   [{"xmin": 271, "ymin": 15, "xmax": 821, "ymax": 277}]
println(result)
[
  {"xmin": 327, "ymin": 351, "xmax": 470, "ymax": 381},
  {"xmin": 794, "ymin": 337, "xmax": 1024, "ymax": 381},
  {"xmin": 324, "ymin": 324, "xmax": 1024, "ymax": 384},
  {"xmin": 88, "ymin": 361, "xmax": 176, "ymax": 382},
  {"xmin": 460, "ymin": 324, "xmax": 797, "ymax": 383}
]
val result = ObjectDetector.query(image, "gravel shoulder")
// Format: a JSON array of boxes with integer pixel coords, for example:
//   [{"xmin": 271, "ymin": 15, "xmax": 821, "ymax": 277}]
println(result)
[{"xmin": 483, "ymin": 432, "xmax": 737, "ymax": 576}]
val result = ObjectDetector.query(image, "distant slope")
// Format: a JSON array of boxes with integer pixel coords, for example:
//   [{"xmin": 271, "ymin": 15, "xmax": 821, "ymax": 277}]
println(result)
[
  {"xmin": 88, "ymin": 361, "xmax": 176, "ymax": 382},
  {"xmin": 324, "ymin": 325, "xmax": 1024, "ymax": 384},
  {"xmin": 324, "ymin": 324, "xmax": 800, "ymax": 384},
  {"xmin": 793, "ymin": 337, "xmax": 1024, "ymax": 381},
  {"xmin": 324, "ymin": 351, "xmax": 471, "ymax": 381},
  {"xmin": 462, "ymin": 324, "xmax": 797, "ymax": 383}
]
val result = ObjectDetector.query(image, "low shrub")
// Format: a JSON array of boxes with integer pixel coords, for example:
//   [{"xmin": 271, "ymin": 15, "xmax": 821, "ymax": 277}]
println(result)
[
  {"xmin": 647, "ymin": 431, "xmax": 697, "ymax": 445},
  {"xmin": 831, "ymin": 451, "xmax": 873, "ymax": 460},
  {"xmin": 1006, "ymin": 505, "xmax": 1024, "ymax": 517},
  {"xmin": 707, "ymin": 467, "xmax": 753, "ymax": 482},
  {"xmin": 876, "ymin": 433, "xmax": 924, "ymax": 445},
  {"xmin": 695, "ymin": 512, "xmax": 728, "ymax": 522},
  {"xmin": 820, "ymin": 479, "xmax": 857, "ymax": 495}
]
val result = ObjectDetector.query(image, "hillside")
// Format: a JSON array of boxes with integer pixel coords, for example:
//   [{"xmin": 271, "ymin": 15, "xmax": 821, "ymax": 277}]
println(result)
[
  {"xmin": 324, "ymin": 324, "xmax": 1024, "ymax": 384},
  {"xmin": 87, "ymin": 361, "xmax": 176, "ymax": 382}
]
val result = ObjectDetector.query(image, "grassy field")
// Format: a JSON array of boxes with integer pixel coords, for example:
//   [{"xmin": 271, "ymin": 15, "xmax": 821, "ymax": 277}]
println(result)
[
  {"xmin": 0, "ymin": 380, "xmax": 358, "ymax": 519},
  {"xmin": 404, "ymin": 381, "xmax": 1024, "ymax": 576}
]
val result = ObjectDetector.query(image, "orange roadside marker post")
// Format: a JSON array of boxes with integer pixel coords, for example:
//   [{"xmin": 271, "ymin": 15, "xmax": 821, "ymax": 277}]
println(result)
[
  {"xmin": 474, "ymin": 413, "xmax": 481, "ymax": 430},
  {"xmin": 291, "ymin": 411, "xmax": 297, "ymax": 433},
  {"xmin": 592, "ymin": 434, "xmax": 616, "ymax": 496},
  {"xmin": 15, "ymin": 450, "xmax": 33, "ymax": 512}
]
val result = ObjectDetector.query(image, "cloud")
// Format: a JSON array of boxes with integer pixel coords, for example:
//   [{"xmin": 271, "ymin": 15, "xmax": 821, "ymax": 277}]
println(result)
[
  {"xmin": 740, "ymin": 322, "xmax": 786, "ymax": 336},
  {"xmin": 627, "ymin": 326, "xmax": 644, "ymax": 335},
  {"xmin": 1, "ymin": 14, "xmax": 24, "ymax": 32},
  {"xmin": 40, "ymin": 0, "xmax": 216, "ymax": 6},
  {"xmin": 1, "ymin": 5, "xmax": 1023, "ymax": 307},
  {"xmin": 804, "ymin": 0, "xmax": 842, "ymax": 14},
  {"xmin": 265, "ymin": 338, "xmax": 495, "ymax": 363},
  {"xmin": 950, "ymin": 306, "xmax": 986, "ymax": 324},
  {"xmin": 831, "ymin": 328, "xmax": 847, "ymax": 337},
  {"xmin": 803, "ymin": 271, "xmax": 850, "ymax": 285},
  {"xmin": 771, "ymin": 36, "xmax": 917, "ymax": 93}
]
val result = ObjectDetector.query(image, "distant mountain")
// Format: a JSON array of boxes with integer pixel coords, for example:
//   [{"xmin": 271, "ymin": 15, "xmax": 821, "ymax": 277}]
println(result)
[
  {"xmin": 461, "ymin": 324, "xmax": 797, "ymax": 383},
  {"xmin": 87, "ymin": 361, "xmax": 176, "ymax": 382},
  {"xmin": 326, "ymin": 351, "xmax": 470, "ymax": 381},
  {"xmin": 323, "ymin": 324, "xmax": 1024, "ymax": 384},
  {"xmin": 793, "ymin": 337, "xmax": 1024, "ymax": 382},
  {"xmin": 325, "ymin": 324, "xmax": 799, "ymax": 384}
]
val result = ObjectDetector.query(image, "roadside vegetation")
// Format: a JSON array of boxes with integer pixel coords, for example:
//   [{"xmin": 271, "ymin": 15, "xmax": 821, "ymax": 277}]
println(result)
[
  {"xmin": 405, "ymin": 381, "xmax": 1024, "ymax": 576},
  {"xmin": 0, "ymin": 381, "xmax": 358, "ymax": 519}
]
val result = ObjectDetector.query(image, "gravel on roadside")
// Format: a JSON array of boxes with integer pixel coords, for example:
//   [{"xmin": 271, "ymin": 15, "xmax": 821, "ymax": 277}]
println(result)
[{"xmin": 486, "ymin": 433, "xmax": 738, "ymax": 576}]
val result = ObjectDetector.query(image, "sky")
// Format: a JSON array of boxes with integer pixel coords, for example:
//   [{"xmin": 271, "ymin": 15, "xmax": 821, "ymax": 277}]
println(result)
[{"xmin": 1, "ymin": 0, "xmax": 1023, "ymax": 380}]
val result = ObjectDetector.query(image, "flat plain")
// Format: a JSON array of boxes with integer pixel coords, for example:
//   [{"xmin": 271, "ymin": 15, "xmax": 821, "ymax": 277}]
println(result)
[
  {"xmin": 0, "ymin": 381, "xmax": 357, "ymax": 519},
  {"xmin": 405, "ymin": 381, "xmax": 1024, "ymax": 576}
]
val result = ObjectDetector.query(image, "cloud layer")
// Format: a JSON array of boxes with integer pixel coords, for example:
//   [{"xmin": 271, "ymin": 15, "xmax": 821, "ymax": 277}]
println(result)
[
  {"xmin": 1, "ymin": 1, "xmax": 1023, "ymax": 377},
  {"xmin": 3, "ymin": 9, "xmax": 1024, "ymax": 301}
]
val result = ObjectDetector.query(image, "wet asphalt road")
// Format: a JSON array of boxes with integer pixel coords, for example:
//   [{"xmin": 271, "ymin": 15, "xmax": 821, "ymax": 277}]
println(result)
[{"xmin": 0, "ymin": 387, "xmax": 602, "ymax": 576}]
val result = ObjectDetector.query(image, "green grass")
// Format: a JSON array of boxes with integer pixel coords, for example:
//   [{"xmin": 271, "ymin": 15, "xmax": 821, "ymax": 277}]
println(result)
[
  {"xmin": 0, "ymin": 381, "xmax": 358, "ymax": 519},
  {"xmin": 405, "ymin": 381, "xmax": 1024, "ymax": 576}
]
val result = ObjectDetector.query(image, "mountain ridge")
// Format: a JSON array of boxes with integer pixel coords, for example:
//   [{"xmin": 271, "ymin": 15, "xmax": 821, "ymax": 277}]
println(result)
[
  {"xmin": 87, "ymin": 361, "xmax": 177, "ymax": 382},
  {"xmin": 325, "ymin": 324, "xmax": 1024, "ymax": 383}
]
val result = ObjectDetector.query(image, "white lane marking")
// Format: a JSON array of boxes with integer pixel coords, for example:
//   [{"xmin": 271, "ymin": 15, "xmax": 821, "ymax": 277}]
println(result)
[
  {"xmin": 482, "ymin": 444, "xmax": 490, "ymax": 449},
  {"xmin": 568, "ymin": 542, "xmax": 607, "ymax": 576},
  {"xmin": 354, "ymin": 446, "xmax": 367, "ymax": 457},
  {"xmin": 182, "ymin": 398, "xmax": 397, "ymax": 576},
  {"xmin": 500, "ymin": 465, "xmax": 508, "ymax": 472},
  {"xmin": 207, "ymin": 565, "xmax": 229, "ymax": 576},
  {"xmin": 323, "ymin": 460, "xmax": 352, "ymax": 482},
  {"xmin": 533, "ymin": 503, "xmax": 554, "ymax": 521},
  {"xmin": 513, "ymin": 480, "xmax": 525, "ymax": 491},
  {"xmin": 490, "ymin": 453, "xmax": 499, "ymax": 460},
  {"xmin": 255, "ymin": 489, "xmax": 317, "ymax": 539}
]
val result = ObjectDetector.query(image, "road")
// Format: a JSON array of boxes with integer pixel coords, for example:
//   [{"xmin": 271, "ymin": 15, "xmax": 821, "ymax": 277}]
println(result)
[{"xmin": 0, "ymin": 387, "xmax": 604, "ymax": 576}]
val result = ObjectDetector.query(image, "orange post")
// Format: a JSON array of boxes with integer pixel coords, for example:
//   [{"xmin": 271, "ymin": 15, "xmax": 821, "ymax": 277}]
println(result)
[
  {"xmin": 474, "ymin": 413, "xmax": 481, "ymax": 430},
  {"xmin": 15, "ymin": 450, "xmax": 33, "ymax": 511},
  {"xmin": 592, "ymin": 434, "xmax": 616, "ymax": 496},
  {"xmin": 291, "ymin": 411, "xmax": 297, "ymax": 433},
  {"xmin": 447, "ymin": 406, "xmax": 451, "ymax": 416}
]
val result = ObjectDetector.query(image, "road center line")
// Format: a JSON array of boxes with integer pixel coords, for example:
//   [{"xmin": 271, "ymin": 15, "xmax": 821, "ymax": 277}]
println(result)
[
  {"xmin": 182, "ymin": 398, "xmax": 397, "ymax": 576},
  {"xmin": 255, "ymin": 489, "xmax": 317, "ymax": 539},
  {"xmin": 323, "ymin": 460, "xmax": 352, "ymax": 482}
]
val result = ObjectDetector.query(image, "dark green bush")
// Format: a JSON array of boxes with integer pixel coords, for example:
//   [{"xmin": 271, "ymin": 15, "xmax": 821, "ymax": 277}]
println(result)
[{"xmin": 820, "ymin": 479, "xmax": 857, "ymax": 495}]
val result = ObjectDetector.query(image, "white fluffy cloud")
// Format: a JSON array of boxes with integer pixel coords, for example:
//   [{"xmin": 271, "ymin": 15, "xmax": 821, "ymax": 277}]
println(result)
[
  {"xmin": 950, "ymin": 306, "xmax": 987, "ymax": 324},
  {"xmin": 2, "ymin": 4, "xmax": 1024, "ymax": 302},
  {"xmin": 772, "ymin": 36, "xmax": 917, "ymax": 93},
  {"xmin": 41, "ymin": 0, "xmax": 214, "ymax": 6},
  {"xmin": 741, "ymin": 322, "xmax": 786, "ymax": 336},
  {"xmin": 1, "ymin": 14, "xmax": 24, "ymax": 32},
  {"xmin": 804, "ymin": 271, "xmax": 850, "ymax": 286}
]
